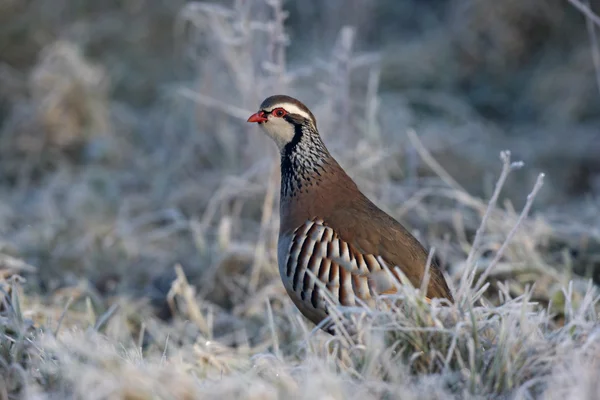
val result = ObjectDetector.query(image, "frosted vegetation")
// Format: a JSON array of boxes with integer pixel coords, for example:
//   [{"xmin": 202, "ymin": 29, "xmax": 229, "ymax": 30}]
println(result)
[{"xmin": 0, "ymin": 0, "xmax": 599, "ymax": 398}]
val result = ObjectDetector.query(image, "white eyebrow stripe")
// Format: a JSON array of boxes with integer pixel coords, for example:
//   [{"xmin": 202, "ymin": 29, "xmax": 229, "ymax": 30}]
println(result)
[{"xmin": 265, "ymin": 102, "xmax": 312, "ymax": 122}]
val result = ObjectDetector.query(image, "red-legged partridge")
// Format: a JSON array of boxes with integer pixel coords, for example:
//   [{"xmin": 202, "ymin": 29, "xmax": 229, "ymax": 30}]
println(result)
[{"xmin": 247, "ymin": 95, "xmax": 453, "ymax": 331}]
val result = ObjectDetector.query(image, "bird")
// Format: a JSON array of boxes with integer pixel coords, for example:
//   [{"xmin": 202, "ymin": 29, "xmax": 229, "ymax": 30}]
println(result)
[{"xmin": 247, "ymin": 95, "xmax": 453, "ymax": 332}]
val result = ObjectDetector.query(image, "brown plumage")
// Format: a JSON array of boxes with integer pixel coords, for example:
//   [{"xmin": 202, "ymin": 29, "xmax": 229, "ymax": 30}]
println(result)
[{"xmin": 247, "ymin": 95, "xmax": 453, "ymax": 331}]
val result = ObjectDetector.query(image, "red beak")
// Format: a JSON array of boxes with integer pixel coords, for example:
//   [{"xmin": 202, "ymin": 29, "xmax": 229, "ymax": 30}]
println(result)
[{"xmin": 247, "ymin": 111, "xmax": 268, "ymax": 123}]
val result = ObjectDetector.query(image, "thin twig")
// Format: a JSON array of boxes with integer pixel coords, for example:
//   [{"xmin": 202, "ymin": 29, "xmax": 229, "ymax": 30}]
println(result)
[
  {"xmin": 420, "ymin": 247, "xmax": 435, "ymax": 296},
  {"xmin": 167, "ymin": 264, "xmax": 211, "ymax": 336},
  {"xmin": 54, "ymin": 296, "xmax": 74, "ymax": 336},
  {"xmin": 473, "ymin": 173, "xmax": 545, "ymax": 292},
  {"xmin": 249, "ymin": 164, "xmax": 278, "ymax": 291},
  {"xmin": 137, "ymin": 322, "xmax": 146, "ymax": 352},
  {"xmin": 265, "ymin": 298, "xmax": 281, "ymax": 359},
  {"xmin": 0, "ymin": 254, "xmax": 37, "ymax": 273},
  {"xmin": 568, "ymin": 0, "xmax": 600, "ymax": 28},
  {"xmin": 458, "ymin": 151, "xmax": 523, "ymax": 298},
  {"xmin": 93, "ymin": 303, "xmax": 120, "ymax": 332},
  {"xmin": 177, "ymin": 87, "xmax": 253, "ymax": 120},
  {"xmin": 582, "ymin": 0, "xmax": 600, "ymax": 94},
  {"xmin": 406, "ymin": 128, "xmax": 467, "ymax": 193}
]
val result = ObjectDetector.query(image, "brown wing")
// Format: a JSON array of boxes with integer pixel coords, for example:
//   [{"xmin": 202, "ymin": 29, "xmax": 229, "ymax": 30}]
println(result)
[{"xmin": 325, "ymin": 196, "xmax": 454, "ymax": 302}]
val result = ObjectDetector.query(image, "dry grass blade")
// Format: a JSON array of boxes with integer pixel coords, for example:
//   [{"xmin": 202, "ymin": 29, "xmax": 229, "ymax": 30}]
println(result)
[{"xmin": 167, "ymin": 264, "xmax": 211, "ymax": 337}]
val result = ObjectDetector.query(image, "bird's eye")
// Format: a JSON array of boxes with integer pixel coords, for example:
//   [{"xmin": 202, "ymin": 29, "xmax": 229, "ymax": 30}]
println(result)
[{"xmin": 273, "ymin": 108, "xmax": 286, "ymax": 117}]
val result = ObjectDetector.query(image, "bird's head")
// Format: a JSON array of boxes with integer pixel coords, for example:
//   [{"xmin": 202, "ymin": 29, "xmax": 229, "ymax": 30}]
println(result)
[{"xmin": 247, "ymin": 95, "xmax": 317, "ymax": 150}]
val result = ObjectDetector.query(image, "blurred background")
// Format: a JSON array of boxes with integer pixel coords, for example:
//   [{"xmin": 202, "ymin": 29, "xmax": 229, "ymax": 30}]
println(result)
[{"xmin": 0, "ymin": 0, "xmax": 599, "ymax": 335}]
